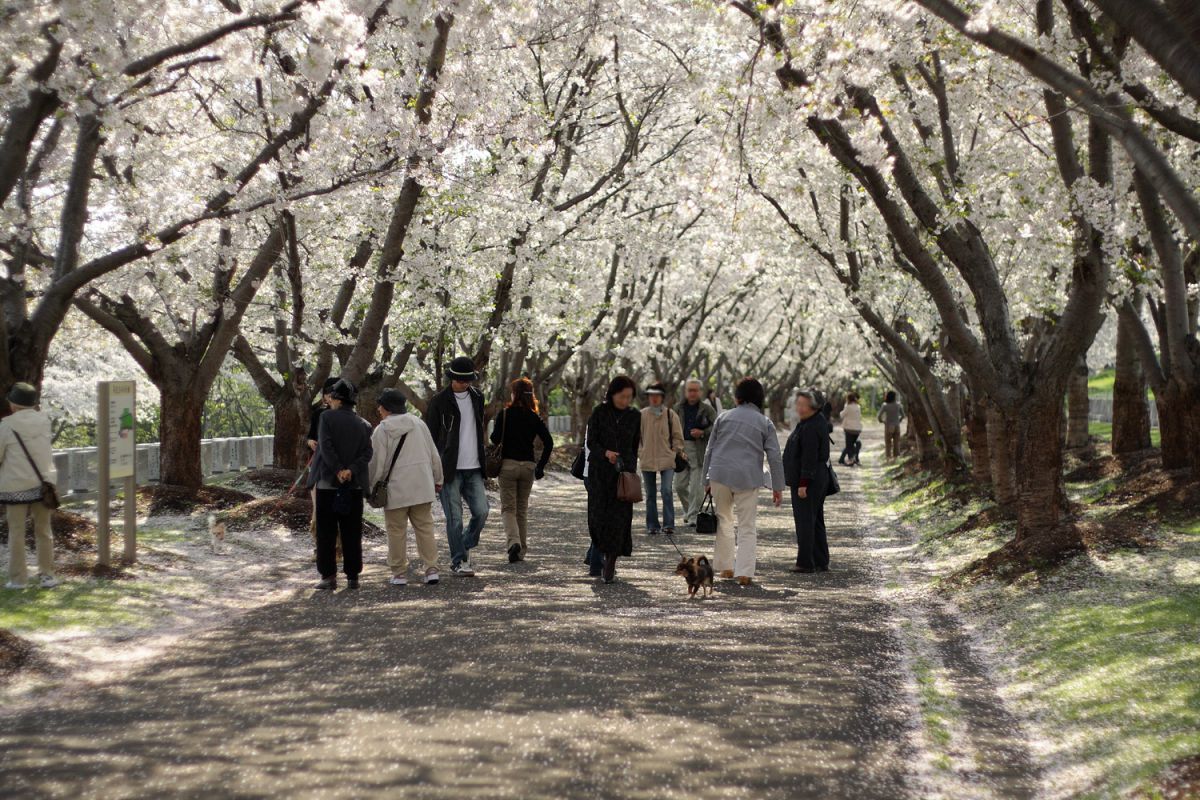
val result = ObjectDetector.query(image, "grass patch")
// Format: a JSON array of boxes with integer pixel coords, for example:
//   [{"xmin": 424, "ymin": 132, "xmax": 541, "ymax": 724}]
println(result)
[
  {"xmin": 0, "ymin": 578, "xmax": 165, "ymax": 632},
  {"xmin": 1088, "ymin": 421, "xmax": 1162, "ymax": 448},
  {"xmin": 1088, "ymin": 368, "xmax": 1116, "ymax": 396}
]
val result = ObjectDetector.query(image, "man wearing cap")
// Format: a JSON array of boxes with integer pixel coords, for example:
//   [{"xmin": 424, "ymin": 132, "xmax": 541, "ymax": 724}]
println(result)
[
  {"xmin": 1, "ymin": 383, "xmax": 59, "ymax": 589},
  {"xmin": 674, "ymin": 378, "xmax": 717, "ymax": 527},
  {"xmin": 306, "ymin": 376, "xmax": 340, "ymax": 557},
  {"xmin": 639, "ymin": 382, "xmax": 685, "ymax": 535},
  {"xmin": 370, "ymin": 389, "xmax": 444, "ymax": 587},
  {"xmin": 424, "ymin": 356, "xmax": 490, "ymax": 576}
]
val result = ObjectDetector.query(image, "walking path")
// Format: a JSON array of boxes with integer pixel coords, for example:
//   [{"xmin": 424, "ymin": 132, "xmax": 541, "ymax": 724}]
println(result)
[{"xmin": 0, "ymin": 433, "xmax": 1037, "ymax": 799}]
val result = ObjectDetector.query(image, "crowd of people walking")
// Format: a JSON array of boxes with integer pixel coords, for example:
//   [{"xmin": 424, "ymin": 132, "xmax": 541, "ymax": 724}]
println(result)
[{"xmin": 3, "ymin": 355, "xmax": 905, "ymax": 592}]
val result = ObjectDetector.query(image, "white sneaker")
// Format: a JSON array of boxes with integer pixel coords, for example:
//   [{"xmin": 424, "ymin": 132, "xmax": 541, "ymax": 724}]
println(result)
[
  {"xmin": 452, "ymin": 562, "xmax": 475, "ymax": 577},
  {"xmin": 4, "ymin": 581, "xmax": 27, "ymax": 590},
  {"xmin": 38, "ymin": 574, "xmax": 60, "ymax": 589},
  {"xmin": 390, "ymin": 575, "xmax": 408, "ymax": 586},
  {"xmin": 424, "ymin": 569, "xmax": 440, "ymax": 585}
]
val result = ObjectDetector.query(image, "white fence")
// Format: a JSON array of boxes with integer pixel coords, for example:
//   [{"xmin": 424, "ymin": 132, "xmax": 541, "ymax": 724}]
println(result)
[
  {"xmin": 1088, "ymin": 398, "xmax": 1159, "ymax": 428},
  {"xmin": 54, "ymin": 436, "xmax": 274, "ymax": 496},
  {"xmin": 53, "ymin": 417, "xmax": 576, "ymax": 496}
]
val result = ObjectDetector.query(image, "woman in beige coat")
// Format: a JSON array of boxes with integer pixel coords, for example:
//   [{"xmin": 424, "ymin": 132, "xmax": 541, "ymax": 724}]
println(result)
[
  {"xmin": 369, "ymin": 389, "xmax": 444, "ymax": 586},
  {"xmin": 639, "ymin": 382, "xmax": 684, "ymax": 535},
  {"xmin": 1, "ymin": 383, "xmax": 58, "ymax": 589}
]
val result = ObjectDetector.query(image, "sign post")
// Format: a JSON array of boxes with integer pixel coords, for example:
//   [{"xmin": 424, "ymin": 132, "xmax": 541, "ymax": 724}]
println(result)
[{"xmin": 97, "ymin": 381, "xmax": 137, "ymax": 566}]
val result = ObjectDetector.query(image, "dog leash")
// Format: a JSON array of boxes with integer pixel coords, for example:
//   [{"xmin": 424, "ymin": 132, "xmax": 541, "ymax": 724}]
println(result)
[{"xmin": 661, "ymin": 530, "xmax": 686, "ymax": 559}]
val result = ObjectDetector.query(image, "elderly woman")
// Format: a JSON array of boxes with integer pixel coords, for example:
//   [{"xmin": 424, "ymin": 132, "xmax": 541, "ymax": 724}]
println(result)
[
  {"xmin": 1, "ymin": 383, "xmax": 58, "ymax": 590},
  {"xmin": 784, "ymin": 390, "xmax": 832, "ymax": 573},
  {"xmin": 586, "ymin": 375, "xmax": 641, "ymax": 584},
  {"xmin": 702, "ymin": 377, "xmax": 785, "ymax": 586},
  {"xmin": 310, "ymin": 378, "xmax": 372, "ymax": 591},
  {"xmin": 370, "ymin": 388, "xmax": 443, "ymax": 587},
  {"xmin": 639, "ymin": 382, "xmax": 684, "ymax": 536}
]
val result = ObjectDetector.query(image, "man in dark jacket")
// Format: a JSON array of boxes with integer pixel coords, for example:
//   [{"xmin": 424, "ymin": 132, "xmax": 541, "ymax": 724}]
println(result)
[
  {"xmin": 783, "ymin": 390, "xmax": 831, "ymax": 573},
  {"xmin": 309, "ymin": 378, "xmax": 372, "ymax": 590},
  {"xmin": 424, "ymin": 356, "xmax": 490, "ymax": 576},
  {"xmin": 674, "ymin": 378, "xmax": 717, "ymax": 526}
]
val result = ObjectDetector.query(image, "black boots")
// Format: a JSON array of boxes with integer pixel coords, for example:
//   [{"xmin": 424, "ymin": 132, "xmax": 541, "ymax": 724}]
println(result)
[{"xmin": 602, "ymin": 553, "xmax": 617, "ymax": 583}]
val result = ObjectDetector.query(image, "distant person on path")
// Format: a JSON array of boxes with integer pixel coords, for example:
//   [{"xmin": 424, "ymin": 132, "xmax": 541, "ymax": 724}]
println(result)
[
  {"xmin": 586, "ymin": 375, "xmax": 641, "ymax": 584},
  {"xmin": 311, "ymin": 379, "xmax": 372, "ymax": 591},
  {"xmin": 674, "ymin": 379, "xmax": 716, "ymax": 527},
  {"xmin": 785, "ymin": 390, "xmax": 831, "ymax": 574},
  {"xmin": 1, "ymin": 383, "xmax": 58, "ymax": 590},
  {"xmin": 639, "ymin": 382, "xmax": 684, "ymax": 536},
  {"xmin": 702, "ymin": 377, "xmax": 785, "ymax": 586},
  {"xmin": 838, "ymin": 392, "xmax": 863, "ymax": 467},
  {"xmin": 491, "ymin": 377, "xmax": 553, "ymax": 563},
  {"xmin": 425, "ymin": 356, "xmax": 489, "ymax": 577},
  {"xmin": 706, "ymin": 388, "xmax": 724, "ymax": 415},
  {"xmin": 370, "ymin": 389, "xmax": 443, "ymax": 587},
  {"xmin": 878, "ymin": 391, "xmax": 905, "ymax": 460}
]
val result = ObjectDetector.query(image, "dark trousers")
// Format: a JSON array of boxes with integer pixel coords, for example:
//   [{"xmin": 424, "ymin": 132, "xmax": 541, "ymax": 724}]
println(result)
[
  {"xmin": 839, "ymin": 430, "xmax": 861, "ymax": 464},
  {"xmin": 315, "ymin": 488, "xmax": 364, "ymax": 579},
  {"xmin": 583, "ymin": 477, "xmax": 603, "ymax": 576},
  {"xmin": 790, "ymin": 482, "xmax": 829, "ymax": 570}
]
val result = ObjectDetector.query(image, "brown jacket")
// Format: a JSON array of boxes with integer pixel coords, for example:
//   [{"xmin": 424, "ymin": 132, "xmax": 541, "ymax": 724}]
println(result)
[{"xmin": 639, "ymin": 407, "xmax": 684, "ymax": 472}]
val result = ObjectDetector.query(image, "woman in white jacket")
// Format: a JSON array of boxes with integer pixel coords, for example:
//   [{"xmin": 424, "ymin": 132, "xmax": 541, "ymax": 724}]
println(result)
[
  {"xmin": 1, "ymin": 383, "xmax": 58, "ymax": 589},
  {"xmin": 369, "ymin": 389, "xmax": 444, "ymax": 586},
  {"xmin": 837, "ymin": 392, "xmax": 864, "ymax": 467}
]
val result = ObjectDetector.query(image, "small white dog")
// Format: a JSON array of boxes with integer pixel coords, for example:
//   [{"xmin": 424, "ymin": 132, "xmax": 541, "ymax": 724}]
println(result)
[{"xmin": 208, "ymin": 514, "xmax": 228, "ymax": 555}]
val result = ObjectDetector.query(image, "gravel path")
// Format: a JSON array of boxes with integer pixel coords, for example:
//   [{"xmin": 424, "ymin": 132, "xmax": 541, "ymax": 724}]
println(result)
[{"xmin": 1, "ymin": 455, "xmax": 929, "ymax": 799}]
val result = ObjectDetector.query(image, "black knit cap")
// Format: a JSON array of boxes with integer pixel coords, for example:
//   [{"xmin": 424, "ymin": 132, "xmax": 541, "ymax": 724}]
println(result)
[
  {"xmin": 446, "ymin": 356, "xmax": 478, "ymax": 382},
  {"xmin": 322, "ymin": 377, "xmax": 339, "ymax": 394},
  {"xmin": 7, "ymin": 382, "xmax": 37, "ymax": 408},
  {"xmin": 378, "ymin": 388, "xmax": 407, "ymax": 414}
]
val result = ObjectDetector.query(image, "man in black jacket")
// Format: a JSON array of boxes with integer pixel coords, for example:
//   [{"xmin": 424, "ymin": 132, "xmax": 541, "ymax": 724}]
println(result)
[
  {"xmin": 783, "ymin": 390, "xmax": 831, "ymax": 573},
  {"xmin": 424, "ymin": 356, "xmax": 490, "ymax": 576}
]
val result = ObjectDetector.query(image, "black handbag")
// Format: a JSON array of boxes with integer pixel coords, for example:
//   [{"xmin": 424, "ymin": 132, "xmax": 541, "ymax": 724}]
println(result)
[
  {"xmin": 695, "ymin": 491, "xmax": 718, "ymax": 534},
  {"xmin": 571, "ymin": 424, "xmax": 588, "ymax": 480},
  {"xmin": 826, "ymin": 462, "xmax": 840, "ymax": 497},
  {"xmin": 484, "ymin": 409, "xmax": 507, "ymax": 479},
  {"xmin": 668, "ymin": 411, "xmax": 688, "ymax": 473},
  {"xmin": 368, "ymin": 433, "xmax": 408, "ymax": 509},
  {"xmin": 13, "ymin": 431, "xmax": 59, "ymax": 510}
]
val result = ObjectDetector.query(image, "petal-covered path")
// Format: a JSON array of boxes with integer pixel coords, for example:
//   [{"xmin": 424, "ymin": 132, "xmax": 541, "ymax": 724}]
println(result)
[{"xmin": 0, "ymin": 446, "xmax": 1024, "ymax": 799}]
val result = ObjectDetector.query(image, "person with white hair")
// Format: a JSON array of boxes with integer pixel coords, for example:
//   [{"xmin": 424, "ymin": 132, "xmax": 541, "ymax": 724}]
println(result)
[
  {"xmin": 1, "ymin": 383, "xmax": 58, "ymax": 589},
  {"xmin": 673, "ymin": 378, "xmax": 717, "ymax": 527}
]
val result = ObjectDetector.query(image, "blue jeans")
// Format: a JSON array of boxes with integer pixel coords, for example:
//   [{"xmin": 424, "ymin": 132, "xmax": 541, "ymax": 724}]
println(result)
[
  {"xmin": 643, "ymin": 469, "xmax": 675, "ymax": 531},
  {"xmin": 440, "ymin": 469, "xmax": 489, "ymax": 568}
]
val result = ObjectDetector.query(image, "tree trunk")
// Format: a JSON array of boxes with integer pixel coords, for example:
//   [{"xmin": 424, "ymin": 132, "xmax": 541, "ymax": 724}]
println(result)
[
  {"xmin": 1066, "ymin": 356, "xmax": 1090, "ymax": 448},
  {"xmin": 986, "ymin": 404, "xmax": 1018, "ymax": 508},
  {"xmin": 1157, "ymin": 378, "xmax": 1200, "ymax": 472},
  {"xmin": 1111, "ymin": 307, "xmax": 1152, "ymax": 454},
  {"xmin": 965, "ymin": 396, "xmax": 991, "ymax": 486},
  {"xmin": 1013, "ymin": 398, "xmax": 1084, "ymax": 555},
  {"xmin": 159, "ymin": 385, "xmax": 205, "ymax": 490},
  {"xmin": 767, "ymin": 391, "xmax": 787, "ymax": 428},
  {"xmin": 907, "ymin": 402, "xmax": 939, "ymax": 467},
  {"xmin": 272, "ymin": 395, "xmax": 306, "ymax": 471}
]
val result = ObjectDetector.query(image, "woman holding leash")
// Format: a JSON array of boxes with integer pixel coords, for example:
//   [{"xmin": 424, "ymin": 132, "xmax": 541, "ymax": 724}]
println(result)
[
  {"xmin": 585, "ymin": 375, "xmax": 641, "ymax": 584},
  {"xmin": 491, "ymin": 377, "xmax": 554, "ymax": 563}
]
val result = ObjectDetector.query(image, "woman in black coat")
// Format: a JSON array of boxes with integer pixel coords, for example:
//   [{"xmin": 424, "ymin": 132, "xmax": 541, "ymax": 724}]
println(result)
[
  {"xmin": 783, "ymin": 389, "xmax": 831, "ymax": 573},
  {"xmin": 310, "ymin": 378, "xmax": 373, "ymax": 591},
  {"xmin": 585, "ymin": 375, "xmax": 641, "ymax": 583}
]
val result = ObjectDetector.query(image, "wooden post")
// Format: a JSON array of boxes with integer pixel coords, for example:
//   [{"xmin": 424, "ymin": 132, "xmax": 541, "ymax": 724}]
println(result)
[
  {"xmin": 124, "ymin": 382, "xmax": 137, "ymax": 564},
  {"xmin": 97, "ymin": 382, "xmax": 111, "ymax": 567}
]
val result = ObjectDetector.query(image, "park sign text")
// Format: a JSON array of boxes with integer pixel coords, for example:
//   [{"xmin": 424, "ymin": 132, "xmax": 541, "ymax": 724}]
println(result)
[{"xmin": 105, "ymin": 381, "xmax": 136, "ymax": 479}]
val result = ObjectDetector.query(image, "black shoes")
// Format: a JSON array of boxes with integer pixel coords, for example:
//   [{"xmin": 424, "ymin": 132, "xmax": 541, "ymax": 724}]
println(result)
[
  {"xmin": 791, "ymin": 565, "xmax": 817, "ymax": 574},
  {"xmin": 508, "ymin": 543, "xmax": 522, "ymax": 563},
  {"xmin": 346, "ymin": 577, "xmax": 359, "ymax": 590},
  {"xmin": 662, "ymin": 527, "xmax": 675, "ymax": 536},
  {"xmin": 316, "ymin": 577, "xmax": 336, "ymax": 591},
  {"xmin": 602, "ymin": 554, "xmax": 617, "ymax": 583}
]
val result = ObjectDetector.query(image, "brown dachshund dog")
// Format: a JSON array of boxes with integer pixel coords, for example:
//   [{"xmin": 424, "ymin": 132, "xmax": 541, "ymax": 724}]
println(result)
[{"xmin": 675, "ymin": 555, "xmax": 715, "ymax": 598}]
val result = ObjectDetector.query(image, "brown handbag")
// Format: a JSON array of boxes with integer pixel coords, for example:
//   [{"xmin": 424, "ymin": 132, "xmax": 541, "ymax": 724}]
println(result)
[
  {"xmin": 616, "ymin": 468, "xmax": 642, "ymax": 504},
  {"xmin": 484, "ymin": 408, "xmax": 507, "ymax": 479}
]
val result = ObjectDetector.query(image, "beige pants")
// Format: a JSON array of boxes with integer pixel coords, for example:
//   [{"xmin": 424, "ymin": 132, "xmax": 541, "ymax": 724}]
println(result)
[
  {"xmin": 885, "ymin": 425, "xmax": 901, "ymax": 459},
  {"xmin": 385, "ymin": 503, "xmax": 440, "ymax": 576},
  {"xmin": 710, "ymin": 481, "xmax": 759, "ymax": 579},
  {"xmin": 6, "ymin": 501, "xmax": 54, "ymax": 585},
  {"xmin": 498, "ymin": 459, "xmax": 535, "ymax": 554}
]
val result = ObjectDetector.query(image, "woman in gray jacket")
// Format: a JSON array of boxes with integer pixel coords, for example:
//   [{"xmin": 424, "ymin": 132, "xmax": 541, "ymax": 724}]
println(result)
[
  {"xmin": 701, "ymin": 378, "xmax": 785, "ymax": 586},
  {"xmin": 1, "ymin": 383, "xmax": 58, "ymax": 589}
]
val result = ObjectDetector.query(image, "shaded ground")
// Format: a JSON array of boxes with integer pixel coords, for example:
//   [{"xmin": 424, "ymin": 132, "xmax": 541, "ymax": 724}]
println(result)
[{"xmin": 0, "ymin": 443, "xmax": 1021, "ymax": 799}]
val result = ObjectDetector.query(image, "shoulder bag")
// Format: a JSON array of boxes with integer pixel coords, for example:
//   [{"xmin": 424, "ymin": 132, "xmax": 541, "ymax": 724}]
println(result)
[
  {"xmin": 695, "ymin": 491, "xmax": 718, "ymax": 534},
  {"xmin": 368, "ymin": 432, "xmax": 409, "ymax": 509},
  {"xmin": 667, "ymin": 411, "xmax": 688, "ymax": 473},
  {"xmin": 13, "ymin": 431, "xmax": 59, "ymax": 510},
  {"xmin": 484, "ymin": 409, "xmax": 507, "ymax": 479},
  {"xmin": 615, "ymin": 456, "xmax": 643, "ymax": 503},
  {"xmin": 825, "ymin": 461, "xmax": 840, "ymax": 497}
]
